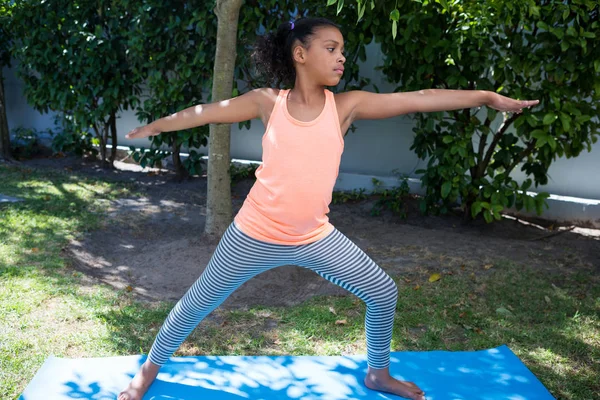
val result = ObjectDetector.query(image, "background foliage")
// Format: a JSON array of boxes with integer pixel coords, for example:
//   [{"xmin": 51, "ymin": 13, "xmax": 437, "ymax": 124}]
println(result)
[
  {"xmin": 329, "ymin": 0, "xmax": 599, "ymax": 221},
  {"xmin": 7, "ymin": 0, "xmax": 600, "ymax": 221}
]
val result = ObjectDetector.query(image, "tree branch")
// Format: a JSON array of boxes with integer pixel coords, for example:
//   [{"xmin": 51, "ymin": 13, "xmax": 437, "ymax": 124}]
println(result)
[
  {"xmin": 477, "ymin": 116, "xmax": 493, "ymax": 167},
  {"xmin": 478, "ymin": 113, "xmax": 520, "ymax": 176},
  {"xmin": 506, "ymin": 140, "xmax": 537, "ymax": 176}
]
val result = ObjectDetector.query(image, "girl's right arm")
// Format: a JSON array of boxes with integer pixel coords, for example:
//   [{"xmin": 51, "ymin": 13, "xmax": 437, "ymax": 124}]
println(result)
[{"xmin": 126, "ymin": 89, "xmax": 267, "ymax": 139}]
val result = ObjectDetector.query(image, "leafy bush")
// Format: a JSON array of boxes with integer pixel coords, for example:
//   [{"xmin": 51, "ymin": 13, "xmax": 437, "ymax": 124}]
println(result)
[
  {"xmin": 10, "ymin": 126, "xmax": 44, "ymax": 158},
  {"xmin": 51, "ymin": 114, "xmax": 98, "ymax": 157},
  {"xmin": 330, "ymin": 0, "xmax": 600, "ymax": 222}
]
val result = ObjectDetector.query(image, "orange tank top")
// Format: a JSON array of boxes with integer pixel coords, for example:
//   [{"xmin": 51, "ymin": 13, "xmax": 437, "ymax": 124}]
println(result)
[{"xmin": 234, "ymin": 88, "xmax": 345, "ymax": 245}]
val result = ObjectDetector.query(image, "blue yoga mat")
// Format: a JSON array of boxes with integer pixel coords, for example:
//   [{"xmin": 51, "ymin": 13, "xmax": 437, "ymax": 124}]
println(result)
[{"xmin": 20, "ymin": 345, "xmax": 554, "ymax": 399}]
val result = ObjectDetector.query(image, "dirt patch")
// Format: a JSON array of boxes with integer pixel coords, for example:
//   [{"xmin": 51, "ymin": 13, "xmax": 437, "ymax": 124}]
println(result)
[{"xmin": 21, "ymin": 154, "xmax": 600, "ymax": 309}]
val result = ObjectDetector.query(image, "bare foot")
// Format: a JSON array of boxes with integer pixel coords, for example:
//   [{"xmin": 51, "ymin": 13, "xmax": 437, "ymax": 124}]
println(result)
[
  {"xmin": 364, "ymin": 368, "xmax": 426, "ymax": 400},
  {"xmin": 118, "ymin": 360, "xmax": 160, "ymax": 400}
]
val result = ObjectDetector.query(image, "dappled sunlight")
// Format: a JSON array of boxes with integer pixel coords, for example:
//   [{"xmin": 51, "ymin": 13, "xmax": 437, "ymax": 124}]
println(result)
[
  {"xmin": 70, "ymin": 240, "xmax": 114, "ymax": 269},
  {"xmin": 173, "ymin": 355, "xmax": 370, "ymax": 398},
  {"xmin": 20, "ymin": 346, "xmax": 555, "ymax": 399},
  {"xmin": 526, "ymin": 347, "xmax": 569, "ymax": 371}
]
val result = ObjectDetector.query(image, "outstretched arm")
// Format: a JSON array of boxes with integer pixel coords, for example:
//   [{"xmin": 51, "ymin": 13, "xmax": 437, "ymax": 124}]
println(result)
[
  {"xmin": 347, "ymin": 89, "xmax": 539, "ymax": 123},
  {"xmin": 126, "ymin": 89, "xmax": 266, "ymax": 139}
]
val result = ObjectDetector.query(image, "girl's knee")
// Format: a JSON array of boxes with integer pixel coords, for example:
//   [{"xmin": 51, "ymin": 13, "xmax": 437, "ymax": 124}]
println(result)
[
  {"xmin": 384, "ymin": 281, "xmax": 398, "ymax": 306},
  {"xmin": 381, "ymin": 274, "xmax": 398, "ymax": 297},
  {"xmin": 369, "ymin": 275, "xmax": 398, "ymax": 309}
]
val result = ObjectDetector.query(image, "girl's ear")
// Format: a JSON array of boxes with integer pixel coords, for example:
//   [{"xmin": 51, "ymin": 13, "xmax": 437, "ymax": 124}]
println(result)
[{"xmin": 292, "ymin": 45, "xmax": 306, "ymax": 64}]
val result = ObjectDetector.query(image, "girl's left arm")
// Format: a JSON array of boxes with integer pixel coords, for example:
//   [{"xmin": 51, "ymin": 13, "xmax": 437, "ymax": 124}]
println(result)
[{"xmin": 347, "ymin": 89, "xmax": 539, "ymax": 123}]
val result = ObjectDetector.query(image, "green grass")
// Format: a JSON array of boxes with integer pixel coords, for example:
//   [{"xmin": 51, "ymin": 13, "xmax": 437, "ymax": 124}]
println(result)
[{"xmin": 1, "ymin": 164, "xmax": 599, "ymax": 399}]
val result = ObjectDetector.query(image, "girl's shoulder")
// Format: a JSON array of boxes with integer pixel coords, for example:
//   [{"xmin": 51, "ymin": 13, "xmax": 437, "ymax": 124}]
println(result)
[
  {"xmin": 333, "ymin": 90, "xmax": 359, "ymax": 103},
  {"xmin": 245, "ymin": 88, "xmax": 281, "ymax": 126},
  {"xmin": 332, "ymin": 90, "xmax": 362, "ymax": 120},
  {"xmin": 249, "ymin": 87, "xmax": 280, "ymax": 109}
]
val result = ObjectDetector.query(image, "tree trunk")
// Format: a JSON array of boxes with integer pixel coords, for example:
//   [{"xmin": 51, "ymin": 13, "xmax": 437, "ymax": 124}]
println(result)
[
  {"xmin": 109, "ymin": 111, "xmax": 117, "ymax": 165},
  {"xmin": 204, "ymin": 0, "xmax": 243, "ymax": 238},
  {"xmin": 463, "ymin": 194, "xmax": 476, "ymax": 222},
  {"xmin": 98, "ymin": 130, "xmax": 106, "ymax": 164},
  {"xmin": 0, "ymin": 68, "xmax": 13, "ymax": 163},
  {"xmin": 101, "ymin": 120, "xmax": 111, "ymax": 168},
  {"xmin": 172, "ymin": 140, "xmax": 188, "ymax": 181}
]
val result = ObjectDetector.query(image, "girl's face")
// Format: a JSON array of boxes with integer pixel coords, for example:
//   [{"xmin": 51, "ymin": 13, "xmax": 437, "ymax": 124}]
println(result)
[{"xmin": 295, "ymin": 26, "xmax": 346, "ymax": 86}]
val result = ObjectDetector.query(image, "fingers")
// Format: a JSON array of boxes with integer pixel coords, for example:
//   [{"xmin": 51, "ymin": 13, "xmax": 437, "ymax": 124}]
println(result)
[
  {"xmin": 520, "ymin": 99, "xmax": 539, "ymax": 108},
  {"xmin": 505, "ymin": 99, "xmax": 539, "ymax": 114},
  {"xmin": 126, "ymin": 125, "xmax": 162, "ymax": 139},
  {"xmin": 125, "ymin": 129, "xmax": 138, "ymax": 139},
  {"xmin": 125, "ymin": 127, "xmax": 146, "ymax": 139}
]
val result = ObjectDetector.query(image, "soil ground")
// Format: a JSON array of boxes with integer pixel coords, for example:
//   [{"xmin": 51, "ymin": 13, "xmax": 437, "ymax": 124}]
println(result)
[{"xmin": 16, "ymin": 153, "xmax": 600, "ymax": 309}]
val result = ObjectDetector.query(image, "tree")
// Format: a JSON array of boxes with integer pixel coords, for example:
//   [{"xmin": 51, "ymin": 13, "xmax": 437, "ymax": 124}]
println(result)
[
  {"xmin": 125, "ymin": 0, "xmax": 217, "ymax": 179},
  {"xmin": 0, "ymin": 1, "xmax": 13, "ymax": 162},
  {"xmin": 10, "ymin": 0, "xmax": 142, "ymax": 167},
  {"xmin": 203, "ymin": 0, "xmax": 244, "ymax": 237},
  {"xmin": 330, "ymin": 0, "xmax": 600, "ymax": 222}
]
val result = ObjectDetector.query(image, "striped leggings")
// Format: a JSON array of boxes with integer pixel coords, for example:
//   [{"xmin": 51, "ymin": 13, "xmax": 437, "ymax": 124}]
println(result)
[{"xmin": 147, "ymin": 221, "xmax": 398, "ymax": 369}]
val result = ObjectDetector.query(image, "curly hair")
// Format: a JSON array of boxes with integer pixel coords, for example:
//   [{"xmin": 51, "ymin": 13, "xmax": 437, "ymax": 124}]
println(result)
[{"xmin": 252, "ymin": 17, "xmax": 341, "ymax": 87}]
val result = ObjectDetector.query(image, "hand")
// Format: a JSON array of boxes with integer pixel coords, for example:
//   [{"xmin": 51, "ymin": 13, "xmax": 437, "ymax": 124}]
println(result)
[
  {"xmin": 488, "ymin": 92, "xmax": 539, "ymax": 114},
  {"xmin": 125, "ymin": 124, "xmax": 162, "ymax": 139}
]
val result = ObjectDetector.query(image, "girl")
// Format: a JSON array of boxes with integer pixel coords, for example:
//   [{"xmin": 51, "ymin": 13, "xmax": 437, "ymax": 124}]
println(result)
[{"xmin": 119, "ymin": 17, "xmax": 538, "ymax": 400}]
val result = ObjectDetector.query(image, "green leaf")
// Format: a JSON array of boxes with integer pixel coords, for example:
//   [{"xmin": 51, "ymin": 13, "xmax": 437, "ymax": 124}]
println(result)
[
  {"xmin": 419, "ymin": 199, "xmax": 427, "ymax": 215},
  {"xmin": 471, "ymin": 202, "xmax": 483, "ymax": 218},
  {"xmin": 442, "ymin": 135, "xmax": 453, "ymax": 144},
  {"xmin": 559, "ymin": 113, "xmax": 571, "ymax": 132},
  {"xmin": 575, "ymin": 115, "xmax": 591, "ymax": 124},
  {"xmin": 525, "ymin": 196, "xmax": 535, "ymax": 211},
  {"xmin": 390, "ymin": 9, "xmax": 400, "ymax": 22},
  {"xmin": 327, "ymin": 0, "xmax": 337, "ymax": 6},
  {"xmin": 336, "ymin": 0, "xmax": 344, "ymax": 15},
  {"xmin": 543, "ymin": 113, "xmax": 556, "ymax": 125},
  {"xmin": 358, "ymin": 2, "xmax": 366, "ymax": 21},
  {"xmin": 530, "ymin": 129, "xmax": 545, "ymax": 139},
  {"xmin": 441, "ymin": 181, "xmax": 452, "ymax": 199},
  {"xmin": 535, "ymin": 137, "xmax": 547, "ymax": 148},
  {"xmin": 483, "ymin": 210, "xmax": 493, "ymax": 223},
  {"xmin": 550, "ymin": 28, "xmax": 564, "ymax": 40}
]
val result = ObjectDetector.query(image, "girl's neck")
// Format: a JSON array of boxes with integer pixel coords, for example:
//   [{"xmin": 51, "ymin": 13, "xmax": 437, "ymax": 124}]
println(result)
[{"xmin": 288, "ymin": 81, "xmax": 326, "ymax": 106}]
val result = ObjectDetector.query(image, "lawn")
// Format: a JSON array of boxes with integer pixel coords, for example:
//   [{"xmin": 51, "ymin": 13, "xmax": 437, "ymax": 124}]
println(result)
[{"xmin": 1, "ymin": 164, "xmax": 598, "ymax": 399}]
